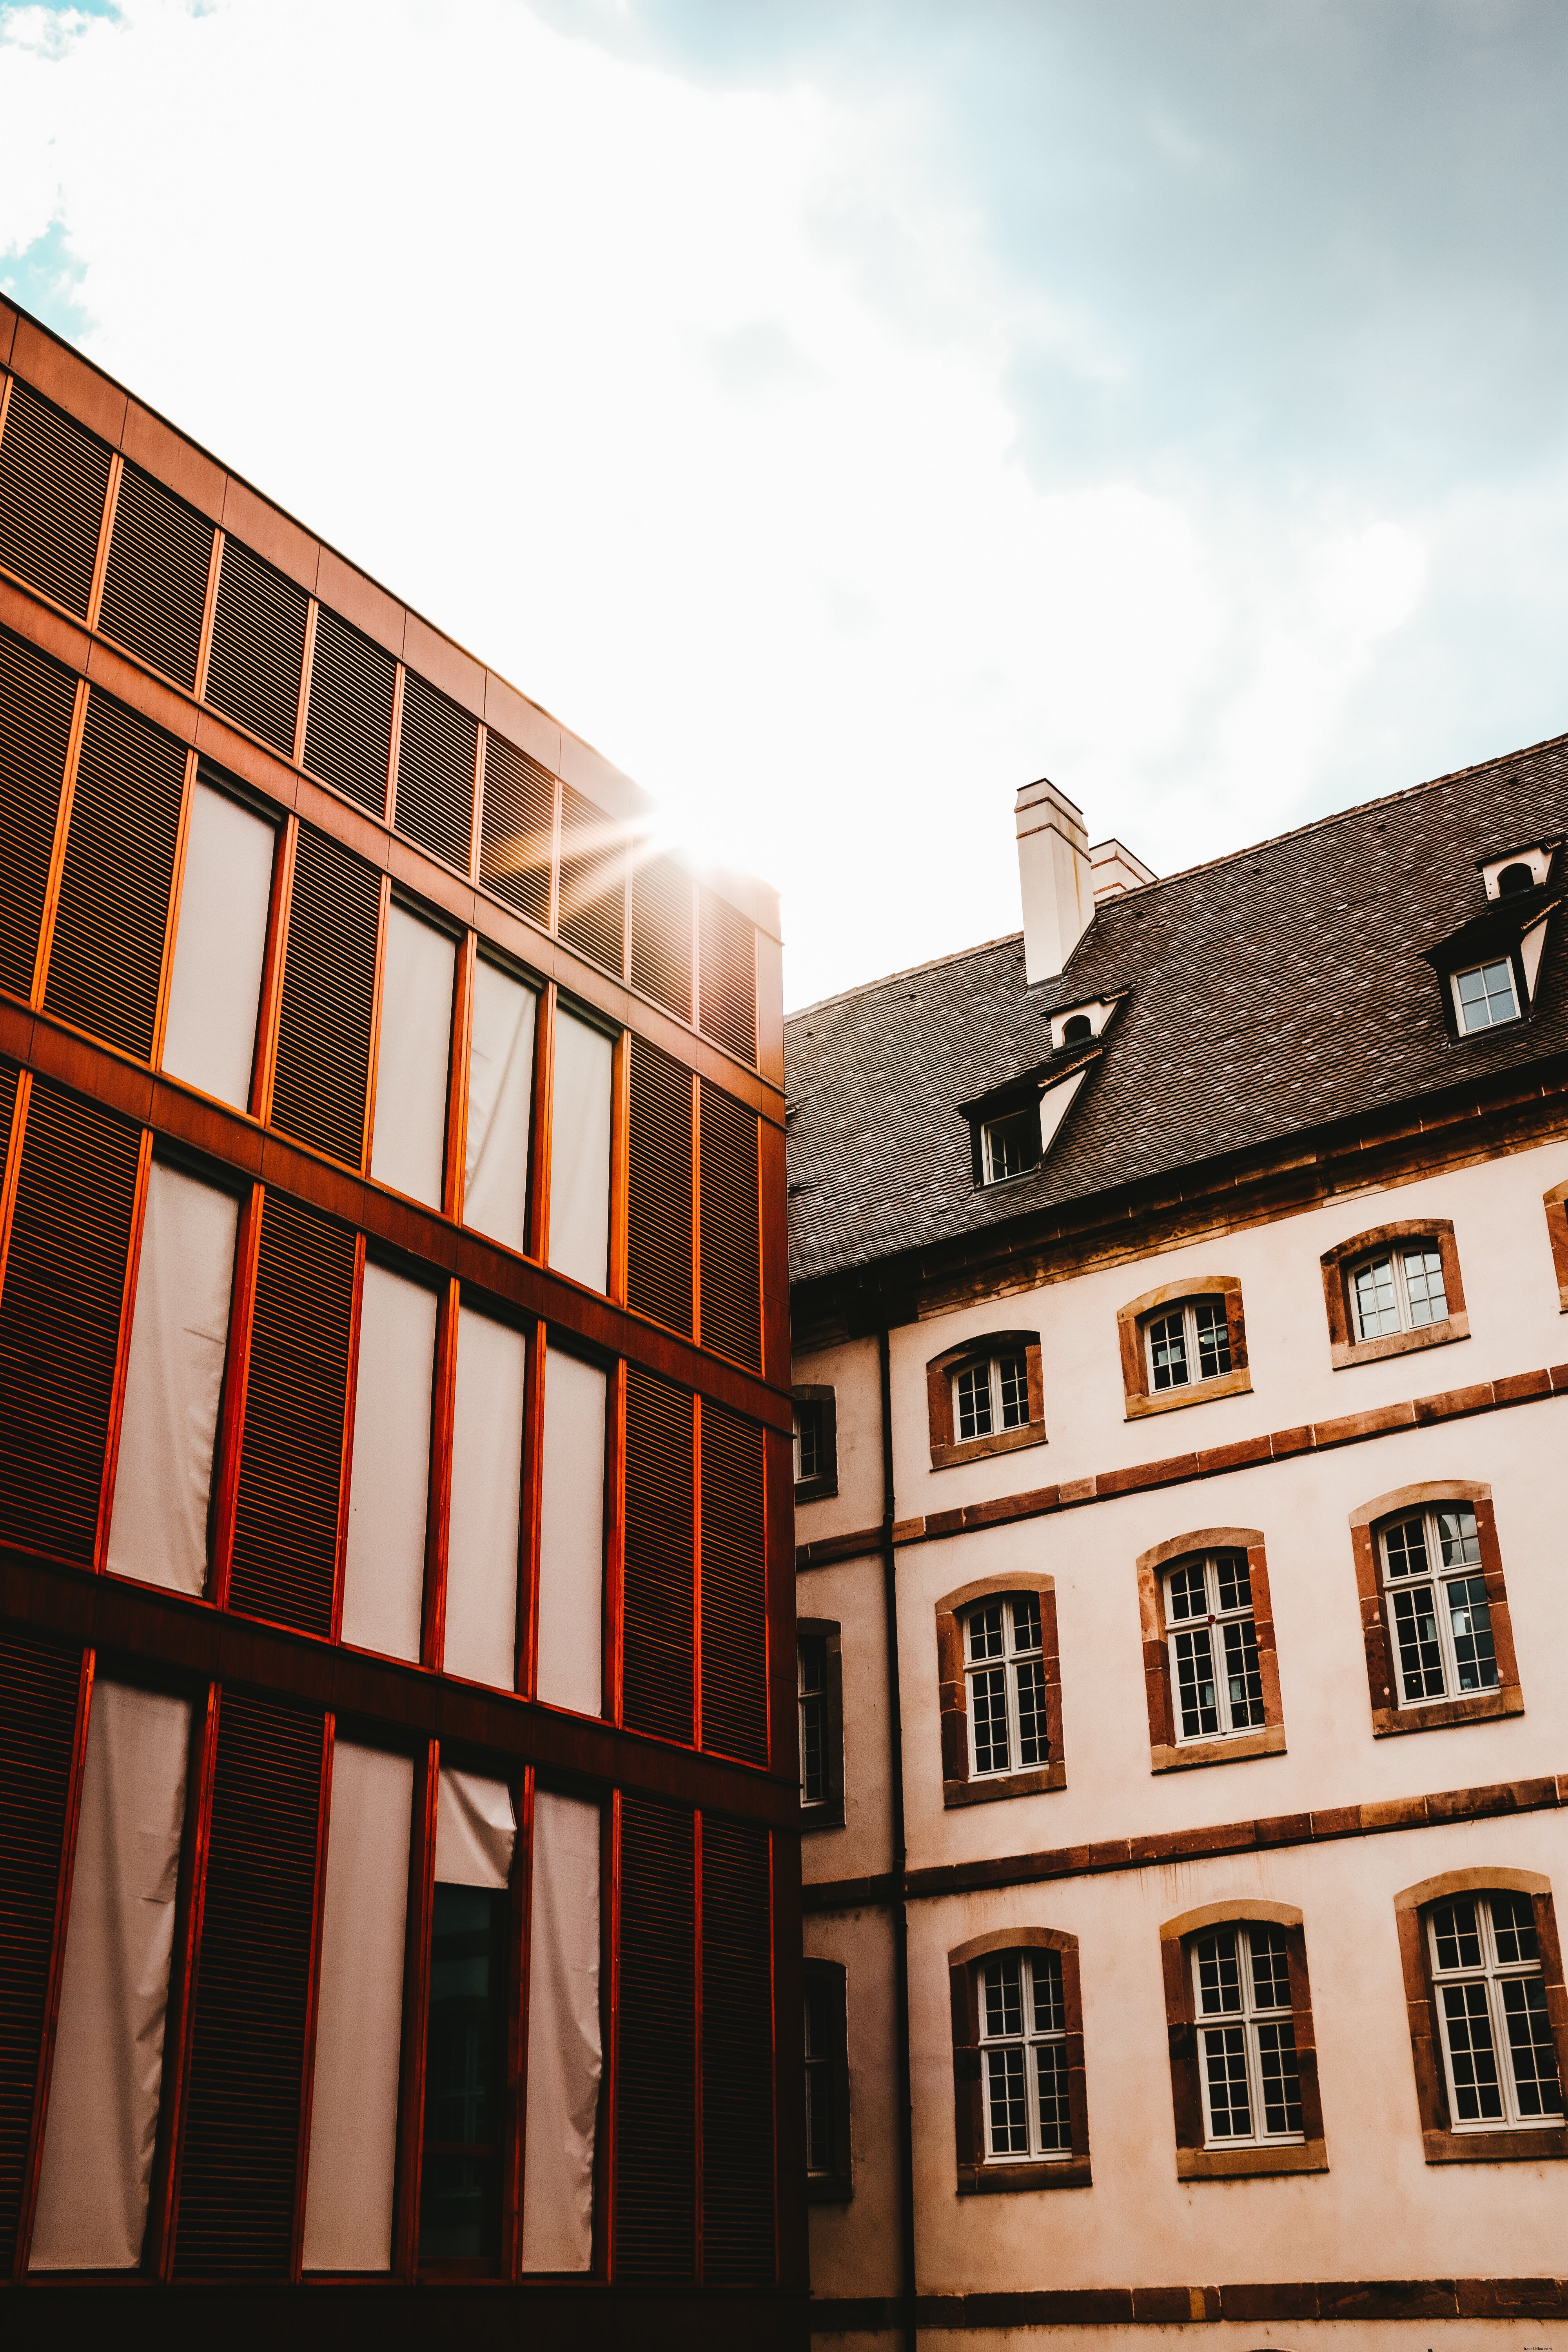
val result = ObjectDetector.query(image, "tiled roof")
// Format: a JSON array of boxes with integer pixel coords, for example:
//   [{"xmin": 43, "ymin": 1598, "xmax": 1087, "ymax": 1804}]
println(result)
[{"xmin": 785, "ymin": 731, "xmax": 1568, "ymax": 1287}]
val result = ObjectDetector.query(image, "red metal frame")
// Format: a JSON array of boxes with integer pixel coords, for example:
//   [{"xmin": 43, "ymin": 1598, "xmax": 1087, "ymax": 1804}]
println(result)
[
  {"xmin": 530, "ymin": 981, "xmax": 556, "ymax": 1269},
  {"xmin": 250, "ymin": 812, "xmax": 297, "ymax": 1126},
  {"xmin": 84, "ymin": 452, "xmax": 120, "ymax": 633},
  {"xmin": 292, "ymin": 599, "xmax": 318, "ymax": 772},
  {"xmin": 91, "ymin": 1125, "xmax": 154, "ymax": 1573},
  {"xmin": 421, "ymin": 1279, "xmax": 459, "ymax": 1675},
  {"xmin": 27, "ymin": 677, "xmax": 88, "ymax": 1011},
  {"xmin": 328, "ymin": 1235, "xmax": 368, "ymax": 1645},
  {"xmin": 152, "ymin": 1678, "xmax": 221, "ymax": 2279},
  {"xmin": 361, "ymin": 873, "xmax": 392, "ymax": 1179},
  {"xmin": 288, "ymin": 1711, "xmax": 335, "ymax": 2278},
  {"xmin": 205, "ymin": 1181, "xmax": 264, "ymax": 1611},
  {"xmin": 390, "ymin": 1737, "xmax": 437, "ymax": 2280}
]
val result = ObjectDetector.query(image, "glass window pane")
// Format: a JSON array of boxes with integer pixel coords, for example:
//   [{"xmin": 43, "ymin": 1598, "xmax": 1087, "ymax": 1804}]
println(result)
[
  {"xmin": 1392, "ymin": 1585, "xmax": 1446, "ymax": 1701},
  {"xmin": 536, "ymin": 1348, "xmax": 608, "ymax": 1716},
  {"xmin": 1201, "ymin": 2025, "xmax": 1251, "ymax": 2137},
  {"xmin": 1383, "ymin": 1515, "xmax": 1428, "ymax": 1577},
  {"xmin": 996, "ymin": 1352, "xmax": 1029, "ymax": 1430},
  {"xmin": 548, "ymin": 1010, "xmax": 613, "ymax": 1292},
  {"xmin": 1402, "ymin": 1247, "xmax": 1448, "ymax": 1327},
  {"xmin": 1501, "ymin": 1978, "xmax": 1564, "ymax": 2118},
  {"xmin": 341, "ymin": 1263, "xmax": 437, "ymax": 1662},
  {"xmin": 1444, "ymin": 1576, "xmax": 1498, "ymax": 1692},
  {"xmin": 1490, "ymin": 1892, "xmax": 1539, "ymax": 1966},
  {"xmin": 982, "ymin": 1956, "xmax": 1024, "ymax": 2040},
  {"xmin": 1174, "ymin": 1625, "xmax": 1220, "ymax": 1737},
  {"xmin": 1431, "ymin": 1901, "xmax": 1483, "ymax": 1974},
  {"xmin": 1194, "ymin": 1932, "xmax": 1241, "ymax": 2016},
  {"xmin": 1353, "ymin": 1256, "xmax": 1399, "ymax": 1338},
  {"xmin": 161, "ymin": 780, "xmax": 274, "ymax": 1109},
  {"xmin": 984, "ymin": 2045, "xmax": 1030, "ymax": 2155},
  {"xmin": 1256, "ymin": 2019, "xmax": 1303, "ymax": 2136},
  {"xmin": 464, "ymin": 959, "xmax": 536, "ymax": 1253},
  {"xmin": 1014, "ymin": 1655, "xmax": 1049, "ymax": 1767},
  {"xmin": 1436, "ymin": 1504, "xmax": 1480, "ymax": 1567},
  {"xmin": 1221, "ymin": 1616, "xmax": 1266, "ymax": 1729},
  {"xmin": 1248, "ymin": 1926, "xmax": 1292, "ymax": 2012},
  {"xmin": 370, "ymin": 905, "xmax": 455, "ymax": 1209},
  {"xmin": 1213, "ymin": 1552, "xmax": 1252, "ymax": 1613},
  {"xmin": 1167, "ymin": 1561, "xmax": 1207, "ymax": 1621},
  {"xmin": 1456, "ymin": 958, "xmax": 1518, "ymax": 1031},
  {"xmin": 1009, "ymin": 1592, "xmax": 1042, "ymax": 1653},
  {"xmin": 955, "ymin": 1363, "xmax": 991, "ymax": 1441},
  {"xmin": 420, "ymin": 1884, "xmax": 506, "ymax": 2256},
  {"xmin": 971, "ymin": 1664, "xmax": 1011, "ymax": 1773},
  {"xmin": 1192, "ymin": 1296, "xmax": 1232, "ymax": 1377},
  {"xmin": 1441, "ymin": 1982, "xmax": 1504, "ymax": 2120},
  {"xmin": 1029, "ymin": 1948, "xmax": 1065, "ymax": 2035},
  {"xmin": 1148, "ymin": 1312, "xmax": 1188, "ymax": 1390},
  {"xmin": 1034, "ymin": 2038, "xmax": 1071, "ymax": 2151},
  {"xmin": 967, "ymin": 1603, "xmax": 1005, "ymax": 1661}
]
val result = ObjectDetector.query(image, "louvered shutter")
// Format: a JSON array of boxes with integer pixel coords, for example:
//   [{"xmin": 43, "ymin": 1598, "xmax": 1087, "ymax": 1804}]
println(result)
[
  {"xmin": 204, "ymin": 538, "xmax": 309, "ymax": 758},
  {"xmin": 96, "ymin": 463, "xmax": 213, "ymax": 690},
  {"xmin": 629, "ymin": 855, "xmax": 693, "ymax": 1025},
  {"xmin": 479, "ymin": 730, "xmax": 553, "ymax": 928},
  {"xmin": 0, "ymin": 629, "xmax": 76, "ymax": 1001},
  {"xmin": 301, "ymin": 606, "xmax": 394, "ymax": 818},
  {"xmin": 0, "ymin": 1082, "xmax": 140, "ymax": 1562},
  {"xmin": 700, "ymin": 1818, "xmax": 775, "ymax": 2283},
  {"xmin": 0, "ymin": 379, "xmax": 111, "ymax": 619},
  {"xmin": 622, "ymin": 1367, "xmax": 694, "ymax": 1743},
  {"xmin": 270, "ymin": 824, "xmax": 379, "ymax": 1167},
  {"xmin": 613, "ymin": 1796, "xmax": 695, "ymax": 2281},
  {"xmin": 42, "ymin": 691, "xmax": 185, "ymax": 1060},
  {"xmin": 394, "ymin": 671, "xmax": 475, "ymax": 874},
  {"xmin": 697, "ymin": 1082, "xmax": 760, "ymax": 1371},
  {"xmin": 699, "ymin": 1404, "xmax": 767, "ymax": 1766},
  {"xmin": 558, "ymin": 784, "xmax": 625, "ymax": 974},
  {"xmin": 626, "ymin": 1037, "xmax": 693, "ymax": 1336},
  {"xmin": 229, "ymin": 1194, "xmax": 355, "ymax": 1637},
  {"xmin": 0, "ymin": 1633, "xmax": 82, "ymax": 2268},
  {"xmin": 0, "ymin": 1062, "xmax": 15, "ymax": 1166},
  {"xmin": 698, "ymin": 889, "xmax": 757, "ymax": 1065},
  {"xmin": 173, "ymin": 1692, "xmax": 322, "ymax": 2279}
]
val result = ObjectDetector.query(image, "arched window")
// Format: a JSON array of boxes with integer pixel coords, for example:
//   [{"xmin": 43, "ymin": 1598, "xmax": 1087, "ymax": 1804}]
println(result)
[
  {"xmin": 935, "ymin": 1576, "xmax": 1065, "ymax": 1806},
  {"xmin": 1136, "ymin": 1529, "xmax": 1285, "ymax": 1773},
  {"xmin": 1348, "ymin": 1483, "xmax": 1523, "ymax": 1738},
  {"xmin": 1115, "ymin": 1276, "xmax": 1249, "ymax": 1419},
  {"xmin": 1160, "ymin": 1901, "xmax": 1326, "ymax": 2180},
  {"xmin": 925, "ymin": 1331, "xmax": 1045, "ymax": 1468},
  {"xmin": 1319, "ymin": 1219, "xmax": 1467, "ymax": 1369},
  {"xmin": 1395, "ymin": 1871, "xmax": 1568, "ymax": 2165},
  {"xmin": 948, "ymin": 1929, "xmax": 1089, "ymax": 2192}
]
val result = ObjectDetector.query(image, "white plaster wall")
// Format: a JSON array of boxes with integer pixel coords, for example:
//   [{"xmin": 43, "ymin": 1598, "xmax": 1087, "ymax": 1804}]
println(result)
[
  {"xmin": 793, "ymin": 1334, "xmax": 884, "ymax": 1542},
  {"xmin": 799, "ymin": 1552, "xmax": 893, "ymax": 1886},
  {"xmin": 804, "ymin": 1907, "xmax": 903, "ymax": 2302}
]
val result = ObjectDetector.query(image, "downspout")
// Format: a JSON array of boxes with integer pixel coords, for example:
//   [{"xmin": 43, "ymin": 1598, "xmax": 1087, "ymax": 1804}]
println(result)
[{"xmin": 877, "ymin": 1319, "xmax": 918, "ymax": 2352}]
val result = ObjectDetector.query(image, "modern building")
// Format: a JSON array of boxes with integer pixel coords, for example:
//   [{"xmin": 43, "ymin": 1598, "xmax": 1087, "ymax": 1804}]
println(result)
[
  {"xmin": 788, "ymin": 759, "xmax": 1568, "ymax": 2346},
  {"xmin": 0, "ymin": 302, "xmax": 804, "ymax": 2346}
]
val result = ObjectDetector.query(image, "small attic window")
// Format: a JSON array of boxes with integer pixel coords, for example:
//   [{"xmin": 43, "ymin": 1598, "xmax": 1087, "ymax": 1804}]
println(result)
[
  {"xmin": 1062, "ymin": 1014, "xmax": 1093, "ymax": 1044},
  {"xmin": 982, "ymin": 1106, "xmax": 1040, "ymax": 1184},
  {"xmin": 1497, "ymin": 863, "xmax": 1534, "ymax": 898},
  {"xmin": 1453, "ymin": 958, "xmax": 1519, "ymax": 1034}
]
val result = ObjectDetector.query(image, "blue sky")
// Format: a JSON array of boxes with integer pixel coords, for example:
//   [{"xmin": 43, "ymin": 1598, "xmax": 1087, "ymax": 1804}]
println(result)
[{"xmin": 3, "ymin": 0, "xmax": 1566, "ymax": 1005}]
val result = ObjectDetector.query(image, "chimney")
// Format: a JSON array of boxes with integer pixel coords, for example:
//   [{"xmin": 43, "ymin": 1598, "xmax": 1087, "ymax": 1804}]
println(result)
[
  {"xmin": 1014, "ymin": 777, "xmax": 1093, "ymax": 985},
  {"xmin": 1090, "ymin": 838, "xmax": 1158, "ymax": 902}
]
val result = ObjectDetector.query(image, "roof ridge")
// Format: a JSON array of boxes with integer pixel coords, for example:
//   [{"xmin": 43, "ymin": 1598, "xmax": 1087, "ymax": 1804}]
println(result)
[{"xmin": 786, "ymin": 929, "xmax": 1024, "ymax": 1023}]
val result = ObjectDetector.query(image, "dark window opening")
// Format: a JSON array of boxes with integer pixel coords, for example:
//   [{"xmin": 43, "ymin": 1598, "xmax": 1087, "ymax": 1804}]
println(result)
[
  {"xmin": 1497, "ymin": 862, "xmax": 1534, "ymax": 897},
  {"xmin": 420, "ymin": 1883, "xmax": 507, "ymax": 2261},
  {"xmin": 1062, "ymin": 1013, "xmax": 1093, "ymax": 1044}
]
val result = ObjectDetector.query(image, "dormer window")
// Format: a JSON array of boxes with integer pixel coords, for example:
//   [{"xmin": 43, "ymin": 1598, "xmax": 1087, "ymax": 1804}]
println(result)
[
  {"xmin": 1061, "ymin": 1013, "xmax": 1092, "ymax": 1045},
  {"xmin": 1453, "ymin": 958, "xmax": 1519, "ymax": 1034},
  {"xmin": 1425, "ymin": 851, "xmax": 1560, "ymax": 1043},
  {"xmin": 981, "ymin": 1105, "xmax": 1039, "ymax": 1184},
  {"xmin": 1044, "ymin": 992, "xmax": 1126, "ymax": 1053},
  {"xmin": 1497, "ymin": 863, "xmax": 1535, "ymax": 898}
]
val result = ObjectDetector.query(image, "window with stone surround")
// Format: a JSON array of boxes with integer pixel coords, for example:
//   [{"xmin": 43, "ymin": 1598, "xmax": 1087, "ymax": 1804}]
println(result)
[
  {"xmin": 926, "ymin": 1331, "xmax": 1045, "ymax": 1470},
  {"xmin": 1160, "ymin": 1901, "xmax": 1327, "ymax": 2181},
  {"xmin": 936, "ymin": 1575, "xmax": 1065, "ymax": 1806},
  {"xmin": 1349, "ymin": 1482, "xmax": 1523, "ymax": 1738},
  {"xmin": 803, "ymin": 1959, "xmax": 852, "ymax": 2201},
  {"xmin": 797, "ymin": 1618, "xmax": 844, "ymax": 1830},
  {"xmin": 1320, "ymin": 1218, "xmax": 1468, "ymax": 1370},
  {"xmin": 949, "ymin": 1929, "xmax": 1091, "ymax": 2193},
  {"xmin": 1116, "ymin": 1276, "xmax": 1250, "ymax": 1419},
  {"xmin": 1136, "ymin": 1528, "xmax": 1285, "ymax": 1774},
  {"xmin": 792, "ymin": 1383, "xmax": 837, "ymax": 1502}
]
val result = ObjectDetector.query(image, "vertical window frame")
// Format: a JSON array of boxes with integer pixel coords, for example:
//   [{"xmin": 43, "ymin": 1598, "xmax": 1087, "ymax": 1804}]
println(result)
[
  {"xmin": 1319, "ymin": 1219, "xmax": 1468, "ymax": 1370},
  {"xmin": 795, "ymin": 1619, "xmax": 844, "ymax": 1830},
  {"xmin": 1136, "ymin": 1528, "xmax": 1285, "ymax": 1773},
  {"xmin": 1349, "ymin": 1482, "xmax": 1523, "ymax": 1738},
  {"xmin": 1116, "ymin": 1276, "xmax": 1250, "ymax": 1419},
  {"xmin": 935, "ymin": 1576, "xmax": 1065, "ymax": 1806},
  {"xmin": 1159, "ymin": 1901, "xmax": 1327, "ymax": 2180},
  {"xmin": 791, "ymin": 1383, "xmax": 837, "ymax": 1503},
  {"xmin": 802, "ymin": 1957, "xmax": 852, "ymax": 2203},
  {"xmin": 948, "ymin": 1929, "xmax": 1090, "ymax": 2193},
  {"xmin": 926, "ymin": 1332, "xmax": 1046, "ymax": 1469}
]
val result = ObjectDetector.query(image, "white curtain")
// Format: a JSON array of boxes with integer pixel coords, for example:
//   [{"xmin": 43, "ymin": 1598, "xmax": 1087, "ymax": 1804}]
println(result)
[
  {"xmin": 341, "ymin": 1263, "xmax": 437, "ymax": 1662},
  {"xmin": 370, "ymin": 904, "xmax": 455, "ymax": 1209},
  {"xmin": 435, "ymin": 1767, "xmax": 516, "ymax": 1888},
  {"xmin": 107, "ymin": 1161, "xmax": 238, "ymax": 1595},
  {"xmin": 30, "ymin": 1681, "xmax": 191, "ymax": 2270},
  {"xmin": 521, "ymin": 1793, "xmax": 601, "ymax": 2272},
  {"xmin": 537, "ymin": 1349, "xmax": 606, "ymax": 1716},
  {"xmin": 444, "ymin": 1307, "xmax": 526, "ymax": 1687},
  {"xmin": 465, "ymin": 958, "xmax": 536, "ymax": 1252},
  {"xmin": 301, "ymin": 1742, "xmax": 414, "ymax": 2272},
  {"xmin": 548, "ymin": 1010, "xmax": 613, "ymax": 1292},
  {"xmin": 160, "ymin": 779, "xmax": 274, "ymax": 1109}
]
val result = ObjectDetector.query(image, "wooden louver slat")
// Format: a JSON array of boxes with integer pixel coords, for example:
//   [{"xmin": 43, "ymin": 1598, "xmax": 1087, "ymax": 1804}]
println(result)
[
  {"xmin": 0, "ymin": 1082, "xmax": 140, "ymax": 1562},
  {"xmin": 613, "ymin": 1795, "xmax": 695, "ymax": 2281},
  {"xmin": 0, "ymin": 629, "xmax": 76, "ymax": 1002},
  {"xmin": 626, "ymin": 1036, "xmax": 693, "ymax": 1337},
  {"xmin": 622, "ymin": 1367, "xmax": 694, "ymax": 1744},
  {"xmin": 558, "ymin": 783, "xmax": 625, "ymax": 975},
  {"xmin": 301, "ymin": 604, "xmax": 395, "ymax": 818},
  {"xmin": 700, "ymin": 1817, "xmax": 775, "ymax": 2283},
  {"xmin": 698, "ymin": 887, "xmax": 758, "ymax": 1066},
  {"xmin": 698, "ymin": 1403, "xmax": 768, "ymax": 1766},
  {"xmin": 478, "ymin": 729, "xmax": 553, "ymax": 928},
  {"xmin": 229, "ymin": 1194, "xmax": 355, "ymax": 1637},
  {"xmin": 203, "ymin": 537, "xmax": 309, "ymax": 758},
  {"xmin": 270, "ymin": 823, "xmax": 379, "ymax": 1167},
  {"xmin": 0, "ymin": 1632, "xmax": 81, "ymax": 2270},
  {"xmin": 697, "ymin": 1081, "xmax": 760, "ymax": 1372},
  {"xmin": 42, "ymin": 691, "xmax": 185, "ymax": 1060},
  {"xmin": 629, "ymin": 854, "xmax": 694, "ymax": 1025},
  {"xmin": 96, "ymin": 462, "xmax": 213, "ymax": 690},
  {"xmin": 0, "ymin": 378, "xmax": 111, "ymax": 619},
  {"xmin": 173, "ymin": 1691, "xmax": 322, "ymax": 2279},
  {"xmin": 395, "ymin": 670, "xmax": 475, "ymax": 873}
]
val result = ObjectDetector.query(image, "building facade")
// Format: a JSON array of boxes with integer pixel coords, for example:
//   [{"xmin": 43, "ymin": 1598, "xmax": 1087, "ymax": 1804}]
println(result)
[
  {"xmin": 0, "ymin": 303, "xmax": 804, "ymax": 2346},
  {"xmin": 789, "ymin": 762, "xmax": 1568, "ymax": 2346}
]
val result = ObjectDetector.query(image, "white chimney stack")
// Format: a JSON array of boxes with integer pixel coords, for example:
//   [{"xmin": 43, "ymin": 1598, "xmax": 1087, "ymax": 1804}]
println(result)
[
  {"xmin": 1090, "ymin": 838, "xmax": 1158, "ymax": 902},
  {"xmin": 1014, "ymin": 776, "xmax": 1093, "ymax": 986}
]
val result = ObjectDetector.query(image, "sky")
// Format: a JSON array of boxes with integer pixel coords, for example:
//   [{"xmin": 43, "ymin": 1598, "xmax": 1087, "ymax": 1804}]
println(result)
[{"xmin": 2, "ymin": 0, "xmax": 1566, "ymax": 1010}]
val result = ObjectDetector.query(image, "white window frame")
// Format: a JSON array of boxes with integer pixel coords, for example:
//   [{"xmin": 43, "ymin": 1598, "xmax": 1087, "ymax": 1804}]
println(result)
[
  {"xmin": 978, "ymin": 1949, "xmax": 1071, "ymax": 2163},
  {"xmin": 1192, "ymin": 1924, "xmax": 1304, "ymax": 2150},
  {"xmin": 793, "ymin": 1401, "xmax": 822, "ymax": 1485},
  {"xmin": 1164, "ymin": 1551, "xmax": 1266, "ymax": 1746},
  {"xmin": 953, "ymin": 1351, "xmax": 1030, "ymax": 1443},
  {"xmin": 1452, "ymin": 956, "xmax": 1520, "ymax": 1034},
  {"xmin": 963, "ymin": 1595, "xmax": 1048, "ymax": 1779},
  {"xmin": 1143, "ymin": 1297, "xmax": 1232, "ymax": 1393},
  {"xmin": 981, "ymin": 1106, "xmax": 1038, "ymax": 1186},
  {"xmin": 1348, "ymin": 1242, "xmax": 1448, "ymax": 1342},
  {"xmin": 1379, "ymin": 1504, "xmax": 1497, "ymax": 1708},
  {"xmin": 1428, "ymin": 1893, "xmax": 1564, "ymax": 2133},
  {"xmin": 798, "ymin": 1632, "xmax": 829, "ymax": 1809}
]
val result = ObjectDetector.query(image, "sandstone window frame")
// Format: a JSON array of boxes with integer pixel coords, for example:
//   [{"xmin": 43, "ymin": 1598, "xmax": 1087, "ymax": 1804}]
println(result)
[
  {"xmin": 1160, "ymin": 1899, "xmax": 1328, "ymax": 2181},
  {"xmin": 797, "ymin": 1616, "xmax": 845, "ymax": 1831},
  {"xmin": 1117, "ymin": 1276, "xmax": 1250, "ymax": 1420},
  {"xmin": 1540, "ymin": 1178, "xmax": 1568, "ymax": 1312},
  {"xmin": 1349, "ymin": 1481, "xmax": 1523, "ymax": 1739},
  {"xmin": 948, "ymin": 1927, "xmax": 1091, "ymax": 2194},
  {"xmin": 1394, "ymin": 1868, "xmax": 1568, "ymax": 2165},
  {"xmin": 936, "ymin": 1573, "xmax": 1065, "ymax": 1807},
  {"xmin": 1136, "ymin": 1528, "xmax": 1285, "ymax": 1774},
  {"xmin": 926, "ymin": 1330, "xmax": 1045, "ymax": 1470},
  {"xmin": 792, "ymin": 1382, "xmax": 837, "ymax": 1502},
  {"xmin": 1320, "ymin": 1217, "xmax": 1468, "ymax": 1370}
]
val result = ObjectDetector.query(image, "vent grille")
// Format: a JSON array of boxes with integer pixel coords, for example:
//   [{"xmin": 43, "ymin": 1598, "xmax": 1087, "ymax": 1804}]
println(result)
[
  {"xmin": 627, "ymin": 1037, "xmax": 693, "ymax": 1337},
  {"xmin": 558, "ymin": 784, "xmax": 625, "ymax": 975},
  {"xmin": 204, "ymin": 537, "xmax": 309, "ymax": 759},
  {"xmin": 701, "ymin": 1817, "xmax": 775, "ymax": 2283},
  {"xmin": 0, "ymin": 1063, "xmax": 15, "ymax": 1164},
  {"xmin": 174, "ymin": 1691, "xmax": 321, "ymax": 2279},
  {"xmin": 614, "ymin": 1795, "xmax": 695, "ymax": 2282},
  {"xmin": 478, "ymin": 730, "xmax": 553, "ymax": 928},
  {"xmin": 270, "ymin": 824, "xmax": 379, "ymax": 1167},
  {"xmin": 0, "ymin": 629, "xmax": 76, "ymax": 1002},
  {"xmin": 302, "ymin": 606, "xmax": 394, "ymax": 818},
  {"xmin": 42, "ymin": 691, "xmax": 185, "ymax": 1060},
  {"xmin": 0, "ymin": 1082, "xmax": 140, "ymax": 1562},
  {"xmin": 96, "ymin": 463, "xmax": 213, "ymax": 690},
  {"xmin": 0, "ymin": 378, "xmax": 111, "ymax": 619},
  {"xmin": 630, "ymin": 855, "xmax": 693, "ymax": 1025},
  {"xmin": 229, "ymin": 1194, "xmax": 354, "ymax": 1638},
  {"xmin": 697, "ymin": 1082, "xmax": 760, "ymax": 1372},
  {"xmin": 0, "ymin": 1633, "xmax": 81, "ymax": 2269},
  {"xmin": 622, "ymin": 1367, "xmax": 694, "ymax": 1744},
  {"xmin": 699, "ymin": 1404, "xmax": 767, "ymax": 1766},
  {"xmin": 698, "ymin": 889, "xmax": 757, "ymax": 1065},
  {"xmin": 394, "ymin": 670, "xmax": 475, "ymax": 873}
]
